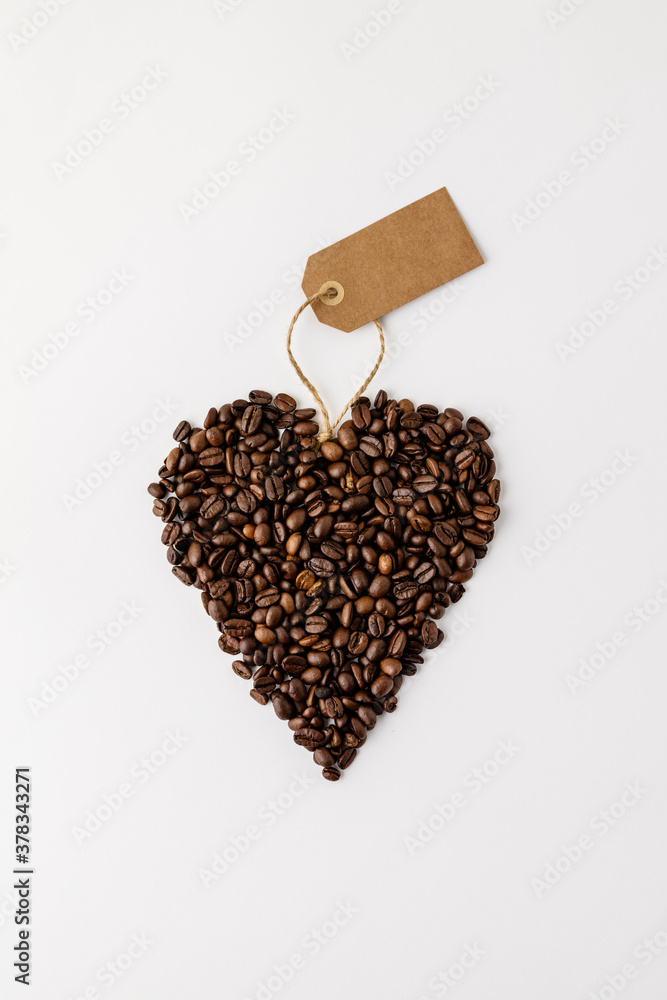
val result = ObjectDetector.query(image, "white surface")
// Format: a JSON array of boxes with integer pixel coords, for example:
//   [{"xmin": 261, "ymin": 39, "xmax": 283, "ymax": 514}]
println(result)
[{"xmin": 2, "ymin": 1, "xmax": 667, "ymax": 997}]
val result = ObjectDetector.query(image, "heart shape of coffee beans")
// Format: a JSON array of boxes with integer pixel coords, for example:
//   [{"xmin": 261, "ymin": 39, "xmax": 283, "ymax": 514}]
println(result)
[{"xmin": 148, "ymin": 389, "xmax": 500, "ymax": 780}]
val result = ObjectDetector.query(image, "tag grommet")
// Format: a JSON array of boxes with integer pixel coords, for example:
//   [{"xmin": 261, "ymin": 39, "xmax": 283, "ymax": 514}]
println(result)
[{"xmin": 318, "ymin": 281, "xmax": 344, "ymax": 306}]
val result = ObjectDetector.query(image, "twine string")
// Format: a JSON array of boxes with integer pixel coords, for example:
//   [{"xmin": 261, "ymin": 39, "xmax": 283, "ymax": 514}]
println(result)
[{"xmin": 286, "ymin": 286, "xmax": 385, "ymax": 445}]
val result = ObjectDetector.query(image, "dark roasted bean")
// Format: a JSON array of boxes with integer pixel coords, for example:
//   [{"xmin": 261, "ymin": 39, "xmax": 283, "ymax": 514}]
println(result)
[{"xmin": 232, "ymin": 660, "xmax": 253, "ymax": 679}]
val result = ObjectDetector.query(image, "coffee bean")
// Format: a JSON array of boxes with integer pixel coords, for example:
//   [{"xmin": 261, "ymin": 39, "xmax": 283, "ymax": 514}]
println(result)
[
  {"xmin": 294, "ymin": 727, "xmax": 327, "ymax": 750},
  {"xmin": 421, "ymin": 620, "xmax": 442, "ymax": 648},
  {"xmin": 308, "ymin": 557, "xmax": 336, "ymax": 578},
  {"xmin": 271, "ymin": 692, "xmax": 295, "ymax": 720},
  {"xmin": 413, "ymin": 562, "xmax": 436, "ymax": 584},
  {"xmin": 305, "ymin": 615, "xmax": 328, "ymax": 634},
  {"xmin": 274, "ymin": 392, "xmax": 296, "ymax": 412},
  {"xmin": 173, "ymin": 420, "xmax": 191, "ymax": 442},
  {"xmin": 394, "ymin": 580, "xmax": 418, "ymax": 602},
  {"xmin": 151, "ymin": 390, "xmax": 499, "ymax": 779},
  {"xmin": 379, "ymin": 657, "xmax": 402, "ymax": 677},
  {"xmin": 232, "ymin": 660, "xmax": 253, "ymax": 679},
  {"xmin": 466, "ymin": 416, "xmax": 490, "ymax": 439},
  {"xmin": 371, "ymin": 674, "xmax": 393, "ymax": 698},
  {"xmin": 283, "ymin": 655, "xmax": 307, "ymax": 674}
]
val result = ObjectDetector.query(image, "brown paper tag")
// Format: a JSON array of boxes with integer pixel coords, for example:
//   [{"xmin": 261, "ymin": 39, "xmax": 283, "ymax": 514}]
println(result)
[{"xmin": 302, "ymin": 187, "xmax": 483, "ymax": 333}]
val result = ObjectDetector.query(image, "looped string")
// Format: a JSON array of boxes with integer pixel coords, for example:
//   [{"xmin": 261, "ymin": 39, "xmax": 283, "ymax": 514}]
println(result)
[{"xmin": 286, "ymin": 287, "xmax": 385, "ymax": 446}]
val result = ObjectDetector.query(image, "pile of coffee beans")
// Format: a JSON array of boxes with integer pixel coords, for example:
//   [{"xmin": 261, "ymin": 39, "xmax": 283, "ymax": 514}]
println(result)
[{"xmin": 148, "ymin": 390, "xmax": 499, "ymax": 780}]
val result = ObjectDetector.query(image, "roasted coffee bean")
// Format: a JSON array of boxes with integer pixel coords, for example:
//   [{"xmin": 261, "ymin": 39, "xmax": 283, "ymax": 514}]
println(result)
[
  {"xmin": 308, "ymin": 557, "xmax": 335, "ymax": 578},
  {"xmin": 150, "ymin": 390, "xmax": 499, "ymax": 779},
  {"xmin": 232, "ymin": 660, "xmax": 253, "ymax": 679},
  {"xmin": 173, "ymin": 420, "xmax": 191, "ymax": 442},
  {"xmin": 271, "ymin": 692, "xmax": 295, "ymax": 720},
  {"xmin": 394, "ymin": 580, "xmax": 418, "ymax": 602},
  {"xmin": 466, "ymin": 416, "xmax": 491, "ymax": 439},
  {"xmin": 283, "ymin": 655, "xmax": 307, "ymax": 674},
  {"xmin": 274, "ymin": 392, "xmax": 296, "ymax": 412},
  {"xmin": 434, "ymin": 521, "xmax": 458, "ymax": 546},
  {"xmin": 380, "ymin": 657, "xmax": 402, "ymax": 677},
  {"xmin": 421, "ymin": 620, "xmax": 442, "ymax": 649},
  {"xmin": 371, "ymin": 674, "xmax": 393, "ymax": 698},
  {"xmin": 294, "ymin": 727, "xmax": 327, "ymax": 750}
]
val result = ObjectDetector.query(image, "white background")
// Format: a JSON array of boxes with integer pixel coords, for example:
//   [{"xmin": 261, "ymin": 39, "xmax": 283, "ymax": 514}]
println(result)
[{"xmin": 2, "ymin": 1, "xmax": 667, "ymax": 997}]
